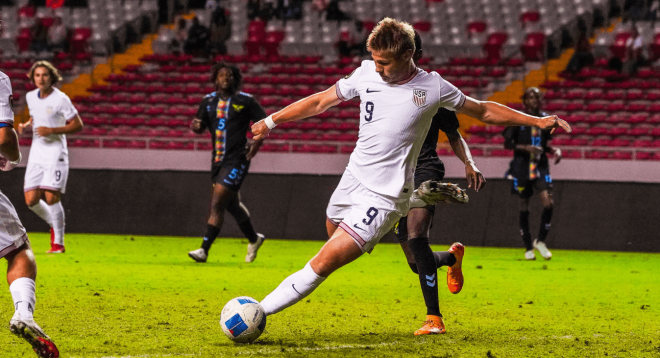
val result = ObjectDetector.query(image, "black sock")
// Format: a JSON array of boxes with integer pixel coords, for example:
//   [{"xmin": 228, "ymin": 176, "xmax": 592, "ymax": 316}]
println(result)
[
  {"xmin": 238, "ymin": 219, "xmax": 259, "ymax": 243},
  {"xmin": 434, "ymin": 251, "xmax": 456, "ymax": 268},
  {"xmin": 538, "ymin": 206, "xmax": 553, "ymax": 242},
  {"xmin": 201, "ymin": 224, "xmax": 221, "ymax": 254},
  {"xmin": 408, "ymin": 237, "xmax": 441, "ymax": 317},
  {"xmin": 519, "ymin": 210, "xmax": 533, "ymax": 251},
  {"xmin": 408, "ymin": 262, "xmax": 418, "ymax": 274}
]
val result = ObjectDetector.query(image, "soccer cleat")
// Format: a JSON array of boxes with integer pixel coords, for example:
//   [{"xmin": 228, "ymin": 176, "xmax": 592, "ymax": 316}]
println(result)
[
  {"xmin": 10, "ymin": 313, "xmax": 60, "ymax": 358},
  {"xmin": 46, "ymin": 244, "xmax": 65, "ymax": 254},
  {"xmin": 410, "ymin": 180, "xmax": 469, "ymax": 208},
  {"xmin": 414, "ymin": 315, "xmax": 446, "ymax": 335},
  {"xmin": 245, "ymin": 233, "xmax": 265, "ymax": 263},
  {"xmin": 534, "ymin": 239, "xmax": 552, "ymax": 260},
  {"xmin": 188, "ymin": 248, "xmax": 208, "ymax": 263},
  {"xmin": 447, "ymin": 242, "xmax": 464, "ymax": 294},
  {"xmin": 524, "ymin": 250, "xmax": 536, "ymax": 260}
]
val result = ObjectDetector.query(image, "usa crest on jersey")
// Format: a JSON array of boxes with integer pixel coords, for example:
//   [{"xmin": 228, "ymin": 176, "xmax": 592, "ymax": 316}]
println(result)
[{"xmin": 412, "ymin": 89, "xmax": 427, "ymax": 107}]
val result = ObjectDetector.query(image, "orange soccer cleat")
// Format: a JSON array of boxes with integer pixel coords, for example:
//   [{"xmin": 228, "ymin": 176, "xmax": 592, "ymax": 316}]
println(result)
[
  {"xmin": 447, "ymin": 242, "xmax": 464, "ymax": 294},
  {"xmin": 414, "ymin": 315, "xmax": 446, "ymax": 335}
]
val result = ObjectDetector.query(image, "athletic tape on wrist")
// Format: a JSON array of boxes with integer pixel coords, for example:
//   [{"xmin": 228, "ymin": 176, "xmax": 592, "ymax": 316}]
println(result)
[
  {"xmin": 264, "ymin": 115, "xmax": 277, "ymax": 130},
  {"xmin": 9, "ymin": 152, "xmax": 21, "ymax": 166}
]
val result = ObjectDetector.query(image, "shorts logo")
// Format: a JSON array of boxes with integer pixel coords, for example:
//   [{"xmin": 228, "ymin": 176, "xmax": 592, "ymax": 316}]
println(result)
[{"xmin": 412, "ymin": 89, "xmax": 426, "ymax": 107}]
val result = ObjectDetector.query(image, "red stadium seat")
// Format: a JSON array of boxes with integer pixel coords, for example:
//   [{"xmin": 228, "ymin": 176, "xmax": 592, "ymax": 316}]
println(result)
[
  {"xmin": 467, "ymin": 21, "xmax": 486, "ymax": 35},
  {"xmin": 650, "ymin": 34, "xmax": 660, "ymax": 61},
  {"xmin": 610, "ymin": 32, "xmax": 631, "ymax": 60},
  {"xmin": 611, "ymin": 151, "xmax": 632, "ymax": 160},
  {"xmin": 636, "ymin": 151, "xmax": 652, "ymax": 160},
  {"xmin": 484, "ymin": 33, "xmax": 508, "ymax": 62},
  {"xmin": 521, "ymin": 33, "xmax": 545, "ymax": 61},
  {"xmin": 520, "ymin": 10, "xmax": 540, "ymax": 26}
]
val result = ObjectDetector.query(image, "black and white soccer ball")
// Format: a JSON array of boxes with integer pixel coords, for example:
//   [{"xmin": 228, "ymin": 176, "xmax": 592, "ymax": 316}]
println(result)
[{"xmin": 220, "ymin": 296, "xmax": 266, "ymax": 343}]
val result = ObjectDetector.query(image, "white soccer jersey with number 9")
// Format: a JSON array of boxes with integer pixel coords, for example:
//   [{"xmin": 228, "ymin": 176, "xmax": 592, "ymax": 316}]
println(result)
[
  {"xmin": 335, "ymin": 60, "xmax": 466, "ymax": 198},
  {"xmin": 25, "ymin": 87, "xmax": 78, "ymax": 165}
]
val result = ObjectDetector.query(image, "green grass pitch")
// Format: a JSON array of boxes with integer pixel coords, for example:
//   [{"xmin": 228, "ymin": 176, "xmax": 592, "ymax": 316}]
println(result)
[{"xmin": 0, "ymin": 234, "xmax": 658, "ymax": 358}]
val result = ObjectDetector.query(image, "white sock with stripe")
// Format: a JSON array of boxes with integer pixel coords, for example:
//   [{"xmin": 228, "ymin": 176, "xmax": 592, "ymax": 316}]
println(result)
[
  {"xmin": 48, "ymin": 202, "xmax": 65, "ymax": 245},
  {"xmin": 260, "ymin": 262, "xmax": 326, "ymax": 316},
  {"xmin": 10, "ymin": 277, "xmax": 36, "ymax": 320},
  {"xmin": 29, "ymin": 200, "xmax": 52, "ymax": 227}
]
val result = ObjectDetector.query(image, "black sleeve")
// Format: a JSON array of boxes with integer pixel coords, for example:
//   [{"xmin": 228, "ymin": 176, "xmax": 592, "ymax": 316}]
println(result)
[
  {"xmin": 502, "ymin": 126, "xmax": 518, "ymax": 150},
  {"xmin": 247, "ymin": 97, "xmax": 267, "ymax": 123},
  {"xmin": 195, "ymin": 98, "xmax": 210, "ymax": 130},
  {"xmin": 436, "ymin": 108, "xmax": 460, "ymax": 136},
  {"xmin": 542, "ymin": 129, "xmax": 553, "ymax": 153}
]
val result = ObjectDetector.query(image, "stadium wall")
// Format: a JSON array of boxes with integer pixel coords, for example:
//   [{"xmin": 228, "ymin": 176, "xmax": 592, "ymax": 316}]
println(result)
[{"xmin": 2, "ymin": 166, "xmax": 659, "ymax": 253}]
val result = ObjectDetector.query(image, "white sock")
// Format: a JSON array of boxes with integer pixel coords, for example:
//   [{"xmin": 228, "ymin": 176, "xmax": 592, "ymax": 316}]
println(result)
[
  {"xmin": 9, "ymin": 277, "xmax": 36, "ymax": 320},
  {"xmin": 29, "ymin": 200, "xmax": 52, "ymax": 227},
  {"xmin": 261, "ymin": 262, "xmax": 326, "ymax": 316},
  {"xmin": 48, "ymin": 202, "xmax": 65, "ymax": 245}
]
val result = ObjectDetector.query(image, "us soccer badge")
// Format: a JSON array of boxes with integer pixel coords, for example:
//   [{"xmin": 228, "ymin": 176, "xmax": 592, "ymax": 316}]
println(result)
[{"xmin": 413, "ymin": 89, "xmax": 427, "ymax": 107}]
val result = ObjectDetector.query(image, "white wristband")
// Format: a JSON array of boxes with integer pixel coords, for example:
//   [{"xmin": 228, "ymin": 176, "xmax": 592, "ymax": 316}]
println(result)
[{"xmin": 264, "ymin": 115, "xmax": 277, "ymax": 130}]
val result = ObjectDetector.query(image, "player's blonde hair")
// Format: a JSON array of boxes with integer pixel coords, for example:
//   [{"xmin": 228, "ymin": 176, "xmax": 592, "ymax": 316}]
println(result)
[
  {"xmin": 366, "ymin": 18, "xmax": 416, "ymax": 59},
  {"xmin": 27, "ymin": 61, "xmax": 62, "ymax": 86}
]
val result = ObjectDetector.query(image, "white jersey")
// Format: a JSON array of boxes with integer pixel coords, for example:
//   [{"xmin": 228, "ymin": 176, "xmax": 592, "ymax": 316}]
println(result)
[
  {"xmin": 25, "ymin": 87, "xmax": 78, "ymax": 165},
  {"xmin": 335, "ymin": 60, "xmax": 466, "ymax": 198},
  {"xmin": 0, "ymin": 71, "xmax": 14, "ymax": 126}
]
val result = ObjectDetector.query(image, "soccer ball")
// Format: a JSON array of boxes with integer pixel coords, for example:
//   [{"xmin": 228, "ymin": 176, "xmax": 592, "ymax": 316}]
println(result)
[{"xmin": 220, "ymin": 296, "xmax": 267, "ymax": 343}]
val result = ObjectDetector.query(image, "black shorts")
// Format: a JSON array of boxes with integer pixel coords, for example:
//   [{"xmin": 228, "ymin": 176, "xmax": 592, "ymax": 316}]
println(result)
[
  {"xmin": 510, "ymin": 167, "xmax": 553, "ymax": 199},
  {"xmin": 211, "ymin": 159, "xmax": 251, "ymax": 192},
  {"xmin": 394, "ymin": 159, "xmax": 445, "ymax": 243}
]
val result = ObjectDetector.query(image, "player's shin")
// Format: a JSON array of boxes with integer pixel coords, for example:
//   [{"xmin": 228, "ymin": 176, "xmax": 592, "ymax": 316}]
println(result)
[
  {"xmin": 260, "ymin": 262, "xmax": 326, "ymax": 316},
  {"xmin": 408, "ymin": 237, "xmax": 441, "ymax": 317},
  {"xmin": 538, "ymin": 206, "xmax": 553, "ymax": 242},
  {"xmin": 9, "ymin": 277, "xmax": 36, "ymax": 320},
  {"xmin": 201, "ymin": 224, "xmax": 221, "ymax": 253},
  {"xmin": 29, "ymin": 200, "xmax": 52, "ymax": 227},
  {"xmin": 47, "ymin": 202, "xmax": 65, "ymax": 246},
  {"xmin": 519, "ymin": 210, "xmax": 532, "ymax": 250}
]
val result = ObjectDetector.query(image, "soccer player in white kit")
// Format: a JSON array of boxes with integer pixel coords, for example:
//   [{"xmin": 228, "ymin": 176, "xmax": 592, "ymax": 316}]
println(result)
[
  {"xmin": 18, "ymin": 61, "xmax": 84, "ymax": 254},
  {"xmin": 0, "ymin": 70, "xmax": 60, "ymax": 357},
  {"xmin": 250, "ymin": 18, "xmax": 571, "ymax": 335}
]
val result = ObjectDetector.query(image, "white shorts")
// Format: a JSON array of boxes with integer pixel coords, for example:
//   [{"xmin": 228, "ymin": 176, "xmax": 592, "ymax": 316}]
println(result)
[
  {"xmin": 0, "ymin": 191, "xmax": 29, "ymax": 259},
  {"xmin": 24, "ymin": 161, "xmax": 69, "ymax": 194},
  {"xmin": 326, "ymin": 170, "xmax": 409, "ymax": 253}
]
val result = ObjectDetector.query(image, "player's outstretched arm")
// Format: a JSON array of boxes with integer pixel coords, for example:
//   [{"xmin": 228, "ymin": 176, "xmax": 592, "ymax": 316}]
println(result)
[
  {"xmin": 0, "ymin": 126, "xmax": 21, "ymax": 171},
  {"xmin": 251, "ymin": 85, "xmax": 341, "ymax": 140},
  {"xmin": 446, "ymin": 130, "xmax": 485, "ymax": 191},
  {"xmin": 458, "ymin": 97, "xmax": 572, "ymax": 134},
  {"xmin": 17, "ymin": 117, "xmax": 33, "ymax": 134},
  {"xmin": 36, "ymin": 114, "xmax": 83, "ymax": 136}
]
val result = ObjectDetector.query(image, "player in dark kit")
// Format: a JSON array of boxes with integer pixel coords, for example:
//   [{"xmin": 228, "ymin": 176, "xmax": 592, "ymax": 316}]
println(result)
[
  {"xmin": 188, "ymin": 63, "xmax": 267, "ymax": 263},
  {"xmin": 503, "ymin": 87, "xmax": 562, "ymax": 261},
  {"xmin": 394, "ymin": 31, "xmax": 486, "ymax": 335}
]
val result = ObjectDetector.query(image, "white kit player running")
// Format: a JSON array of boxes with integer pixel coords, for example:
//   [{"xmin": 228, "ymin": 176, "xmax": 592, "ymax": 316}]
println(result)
[
  {"xmin": 250, "ymin": 18, "xmax": 571, "ymax": 335},
  {"xmin": 18, "ymin": 61, "xmax": 83, "ymax": 254},
  {"xmin": 0, "ymin": 70, "xmax": 60, "ymax": 358}
]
